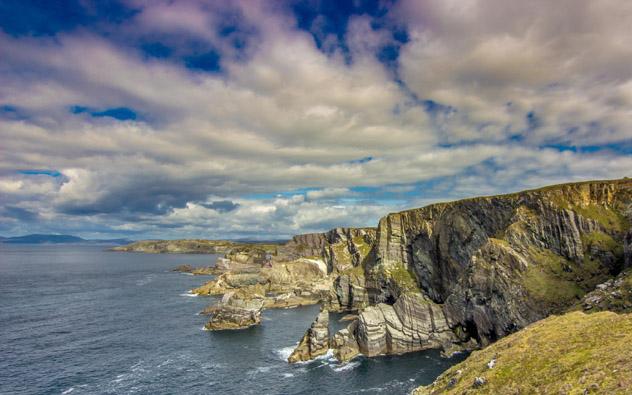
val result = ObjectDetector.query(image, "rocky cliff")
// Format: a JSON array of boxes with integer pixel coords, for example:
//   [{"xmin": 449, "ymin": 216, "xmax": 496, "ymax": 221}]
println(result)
[{"xmin": 332, "ymin": 178, "xmax": 631, "ymax": 358}]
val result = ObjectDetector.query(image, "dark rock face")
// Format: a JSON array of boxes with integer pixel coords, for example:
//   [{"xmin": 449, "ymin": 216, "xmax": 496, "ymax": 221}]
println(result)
[
  {"xmin": 625, "ymin": 229, "xmax": 632, "ymax": 269},
  {"xmin": 360, "ymin": 179, "xmax": 632, "ymax": 350}
]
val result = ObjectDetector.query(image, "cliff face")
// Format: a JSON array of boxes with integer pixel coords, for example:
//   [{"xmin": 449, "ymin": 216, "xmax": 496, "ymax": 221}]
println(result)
[
  {"xmin": 151, "ymin": 179, "xmax": 632, "ymax": 362},
  {"xmin": 363, "ymin": 179, "xmax": 631, "ymax": 349},
  {"xmin": 281, "ymin": 227, "xmax": 376, "ymax": 273}
]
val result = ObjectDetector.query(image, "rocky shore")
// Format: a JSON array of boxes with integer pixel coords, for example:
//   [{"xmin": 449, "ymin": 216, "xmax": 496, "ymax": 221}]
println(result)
[{"xmin": 116, "ymin": 178, "xmax": 632, "ymax": 388}]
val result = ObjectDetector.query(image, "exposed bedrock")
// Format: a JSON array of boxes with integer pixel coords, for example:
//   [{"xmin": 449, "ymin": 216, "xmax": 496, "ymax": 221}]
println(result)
[
  {"xmin": 331, "ymin": 293, "xmax": 457, "ymax": 359},
  {"xmin": 280, "ymin": 227, "xmax": 376, "ymax": 273},
  {"xmin": 204, "ymin": 292, "xmax": 264, "ymax": 331},
  {"xmin": 326, "ymin": 272, "xmax": 369, "ymax": 312},
  {"xmin": 288, "ymin": 309, "xmax": 330, "ymax": 363},
  {"xmin": 365, "ymin": 179, "xmax": 631, "ymax": 348}
]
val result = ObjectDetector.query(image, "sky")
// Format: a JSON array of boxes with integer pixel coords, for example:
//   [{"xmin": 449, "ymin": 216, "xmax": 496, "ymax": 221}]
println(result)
[{"xmin": 1, "ymin": 0, "xmax": 631, "ymax": 240}]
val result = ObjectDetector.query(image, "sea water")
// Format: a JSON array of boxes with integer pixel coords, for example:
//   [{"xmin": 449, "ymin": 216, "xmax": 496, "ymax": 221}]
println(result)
[{"xmin": 0, "ymin": 244, "xmax": 465, "ymax": 394}]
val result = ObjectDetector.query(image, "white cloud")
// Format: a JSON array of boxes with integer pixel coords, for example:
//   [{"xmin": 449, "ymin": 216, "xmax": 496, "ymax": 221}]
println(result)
[{"xmin": 0, "ymin": 0, "xmax": 630, "ymax": 238}]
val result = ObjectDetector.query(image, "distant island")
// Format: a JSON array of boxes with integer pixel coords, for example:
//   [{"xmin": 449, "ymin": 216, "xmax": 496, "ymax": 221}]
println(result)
[{"xmin": 0, "ymin": 234, "xmax": 131, "ymax": 245}]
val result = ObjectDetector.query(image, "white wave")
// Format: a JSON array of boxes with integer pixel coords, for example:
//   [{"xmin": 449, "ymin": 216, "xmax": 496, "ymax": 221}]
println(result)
[
  {"xmin": 282, "ymin": 373, "xmax": 294, "ymax": 378},
  {"xmin": 315, "ymin": 349, "xmax": 334, "ymax": 361},
  {"xmin": 136, "ymin": 274, "xmax": 155, "ymax": 286},
  {"xmin": 331, "ymin": 360, "xmax": 360, "ymax": 372},
  {"xmin": 275, "ymin": 345, "xmax": 297, "ymax": 361},
  {"xmin": 180, "ymin": 291, "xmax": 198, "ymax": 297},
  {"xmin": 61, "ymin": 388, "xmax": 74, "ymax": 394},
  {"xmin": 201, "ymin": 326, "xmax": 209, "ymax": 331}
]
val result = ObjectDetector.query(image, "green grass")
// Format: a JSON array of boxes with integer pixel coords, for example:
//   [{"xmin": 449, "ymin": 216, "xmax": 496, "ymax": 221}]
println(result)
[
  {"xmin": 352, "ymin": 235, "xmax": 372, "ymax": 259},
  {"xmin": 574, "ymin": 205, "xmax": 628, "ymax": 232},
  {"xmin": 415, "ymin": 311, "xmax": 632, "ymax": 394},
  {"xmin": 581, "ymin": 231, "xmax": 624, "ymax": 258},
  {"xmin": 386, "ymin": 264, "xmax": 420, "ymax": 295},
  {"xmin": 522, "ymin": 248, "xmax": 613, "ymax": 311}
]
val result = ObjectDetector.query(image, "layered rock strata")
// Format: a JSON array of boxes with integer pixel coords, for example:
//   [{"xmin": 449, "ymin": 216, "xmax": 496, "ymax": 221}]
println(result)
[
  {"xmin": 204, "ymin": 292, "xmax": 264, "ymax": 331},
  {"xmin": 359, "ymin": 179, "xmax": 631, "ymax": 351},
  {"xmin": 330, "ymin": 293, "xmax": 458, "ymax": 360},
  {"xmin": 194, "ymin": 229, "xmax": 376, "ymax": 331},
  {"xmin": 288, "ymin": 309, "xmax": 330, "ymax": 363}
]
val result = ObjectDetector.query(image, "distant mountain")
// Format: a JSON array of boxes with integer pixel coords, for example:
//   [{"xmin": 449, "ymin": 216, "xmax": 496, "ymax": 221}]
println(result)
[{"xmin": 0, "ymin": 234, "xmax": 131, "ymax": 245}]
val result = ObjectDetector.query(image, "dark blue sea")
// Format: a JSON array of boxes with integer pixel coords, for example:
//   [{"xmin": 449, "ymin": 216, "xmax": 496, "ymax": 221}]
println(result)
[{"xmin": 0, "ymin": 245, "xmax": 465, "ymax": 394}]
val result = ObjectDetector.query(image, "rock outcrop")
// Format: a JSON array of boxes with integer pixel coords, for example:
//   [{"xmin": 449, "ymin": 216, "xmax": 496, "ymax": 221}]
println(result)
[
  {"xmin": 278, "ymin": 227, "xmax": 376, "ymax": 273},
  {"xmin": 579, "ymin": 269, "xmax": 632, "ymax": 313},
  {"xmin": 331, "ymin": 320, "xmax": 360, "ymax": 362},
  {"xmin": 327, "ymin": 270, "xmax": 369, "ymax": 312},
  {"xmin": 288, "ymin": 309, "xmax": 330, "ymax": 363},
  {"xmin": 331, "ymin": 293, "xmax": 457, "ymax": 359},
  {"xmin": 204, "ymin": 292, "xmax": 264, "ymax": 331},
  {"xmin": 173, "ymin": 264, "xmax": 217, "ymax": 275},
  {"xmin": 192, "ymin": 228, "xmax": 378, "ymax": 331}
]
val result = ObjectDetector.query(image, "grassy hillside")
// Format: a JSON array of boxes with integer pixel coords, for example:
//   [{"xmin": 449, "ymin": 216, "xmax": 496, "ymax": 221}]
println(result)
[{"xmin": 415, "ymin": 311, "xmax": 632, "ymax": 394}]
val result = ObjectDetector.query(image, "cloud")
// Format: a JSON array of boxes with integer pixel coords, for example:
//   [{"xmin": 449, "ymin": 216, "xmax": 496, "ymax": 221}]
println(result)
[
  {"xmin": 0, "ymin": 0, "xmax": 630, "ymax": 238},
  {"xmin": 396, "ymin": 0, "xmax": 632, "ymax": 146},
  {"xmin": 305, "ymin": 187, "xmax": 353, "ymax": 200}
]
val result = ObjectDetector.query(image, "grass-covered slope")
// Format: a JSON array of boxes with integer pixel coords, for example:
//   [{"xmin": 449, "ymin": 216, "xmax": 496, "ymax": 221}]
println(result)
[{"xmin": 415, "ymin": 311, "xmax": 632, "ymax": 394}]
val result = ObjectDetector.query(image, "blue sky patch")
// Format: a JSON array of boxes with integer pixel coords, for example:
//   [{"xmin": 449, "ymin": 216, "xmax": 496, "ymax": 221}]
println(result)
[
  {"xmin": 18, "ymin": 169, "xmax": 62, "ymax": 177},
  {"xmin": 71, "ymin": 106, "xmax": 138, "ymax": 121}
]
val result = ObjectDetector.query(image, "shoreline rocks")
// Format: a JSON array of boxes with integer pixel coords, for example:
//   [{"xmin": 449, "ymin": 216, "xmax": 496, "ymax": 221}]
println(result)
[
  {"xmin": 288, "ymin": 309, "xmax": 330, "ymax": 363},
  {"xmin": 173, "ymin": 264, "xmax": 217, "ymax": 275},
  {"xmin": 204, "ymin": 292, "xmax": 264, "ymax": 331}
]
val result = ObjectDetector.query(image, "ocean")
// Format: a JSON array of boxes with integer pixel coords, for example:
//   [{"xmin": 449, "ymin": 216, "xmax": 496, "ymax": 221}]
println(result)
[{"xmin": 0, "ymin": 244, "xmax": 465, "ymax": 395}]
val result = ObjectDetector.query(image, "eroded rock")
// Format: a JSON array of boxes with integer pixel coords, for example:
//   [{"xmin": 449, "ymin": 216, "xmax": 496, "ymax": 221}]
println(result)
[
  {"xmin": 288, "ymin": 309, "xmax": 330, "ymax": 363},
  {"xmin": 204, "ymin": 292, "xmax": 264, "ymax": 331},
  {"xmin": 355, "ymin": 293, "xmax": 458, "ymax": 356}
]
